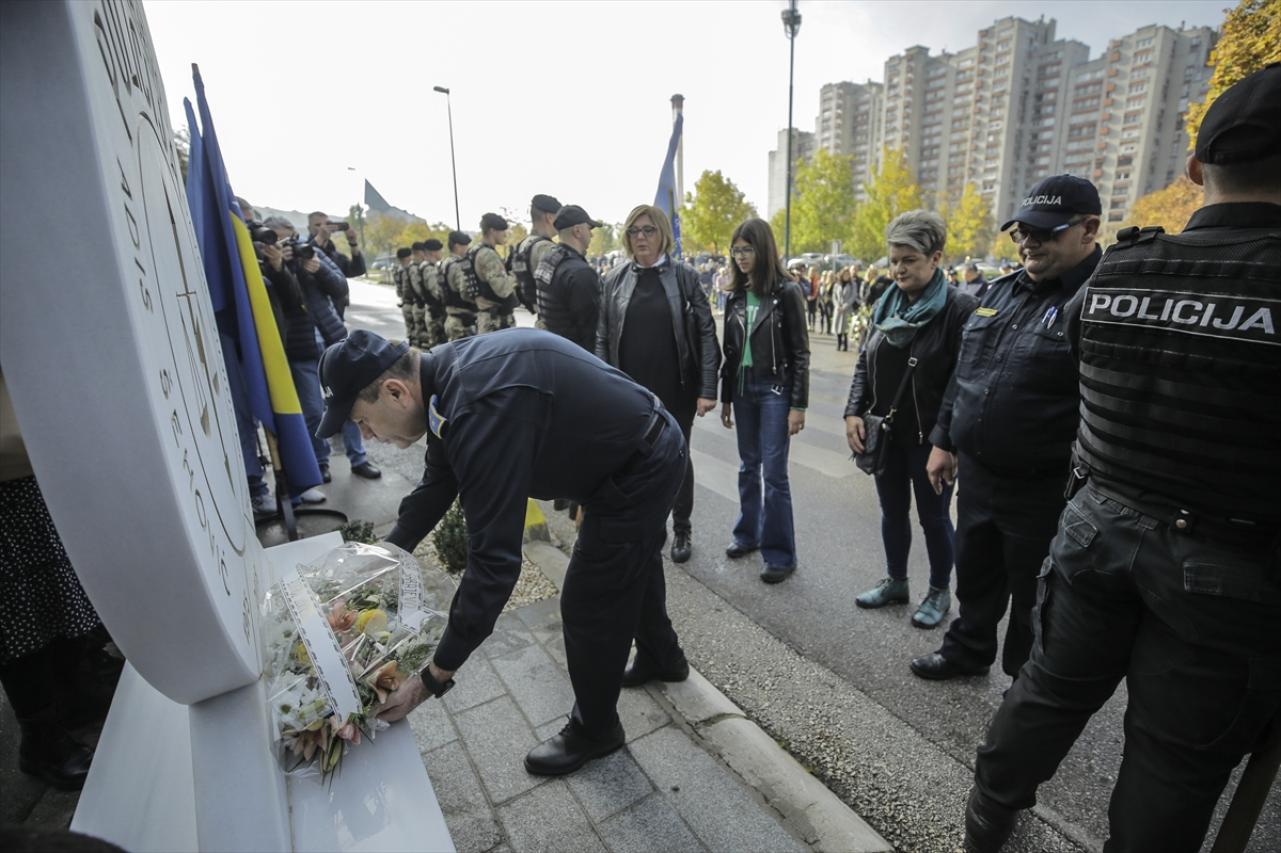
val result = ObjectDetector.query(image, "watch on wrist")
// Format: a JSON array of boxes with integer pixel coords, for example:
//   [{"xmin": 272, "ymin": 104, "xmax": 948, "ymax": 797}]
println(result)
[{"xmin": 420, "ymin": 666, "xmax": 456, "ymax": 699}]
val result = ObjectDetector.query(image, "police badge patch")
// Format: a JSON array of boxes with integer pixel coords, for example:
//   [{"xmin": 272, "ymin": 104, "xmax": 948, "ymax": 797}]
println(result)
[{"xmin": 428, "ymin": 394, "xmax": 447, "ymax": 438}]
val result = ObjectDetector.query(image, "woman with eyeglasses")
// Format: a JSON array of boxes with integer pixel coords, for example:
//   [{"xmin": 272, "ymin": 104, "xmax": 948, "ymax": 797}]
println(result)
[
  {"xmin": 720, "ymin": 218, "xmax": 810, "ymax": 584},
  {"xmin": 596, "ymin": 204, "xmax": 720, "ymax": 572},
  {"xmin": 845, "ymin": 210, "xmax": 977, "ymax": 628}
]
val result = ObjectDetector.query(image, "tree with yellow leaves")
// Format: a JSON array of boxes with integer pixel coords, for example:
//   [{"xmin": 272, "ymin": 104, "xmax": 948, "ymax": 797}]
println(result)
[
  {"xmin": 849, "ymin": 148, "xmax": 922, "ymax": 261},
  {"xmin": 1184, "ymin": 0, "xmax": 1281, "ymax": 148},
  {"xmin": 1129, "ymin": 177, "xmax": 1205, "ymax": 234},
  {"xmin": 942, "ymin": 183, "xmax": 995, "ymax": 261}
]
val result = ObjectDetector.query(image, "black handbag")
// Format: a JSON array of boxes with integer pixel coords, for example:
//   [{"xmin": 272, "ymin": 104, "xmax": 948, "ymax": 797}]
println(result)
[{"xmin": 855, "ymin": 355, "xmax": 917, "ymax": 476}]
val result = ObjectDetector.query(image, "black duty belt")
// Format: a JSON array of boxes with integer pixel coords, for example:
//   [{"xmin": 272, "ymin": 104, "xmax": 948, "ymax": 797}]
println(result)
[{"xmin": 1089, "ymin": 481, "xmax": 1277, "ymax": 546}]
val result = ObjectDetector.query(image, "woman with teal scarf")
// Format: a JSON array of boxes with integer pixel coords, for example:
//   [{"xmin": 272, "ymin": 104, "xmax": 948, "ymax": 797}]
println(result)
[{"xmin": 843, "ymin": 211, "xmax": 978, "ymax": 628}]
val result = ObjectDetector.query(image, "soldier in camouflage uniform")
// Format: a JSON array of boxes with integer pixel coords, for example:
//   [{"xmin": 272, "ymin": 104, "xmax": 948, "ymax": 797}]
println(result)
[
  {"xmin": 469, "ymin": 212, "xmax": 521, "ymax": 334},
  {"xmin": 510, "ymin": 194, "xmax": 561, "ymax": 326},
  {"xmin": 419, "ymin": 238, "xmax": 447, "ymax": 347},
  {"xmin": 408, "ymin": 242, "xmax": 431, "ymax": 348},
  {"xmin": 392, "ymin": 247, "xmax": 416, "ymax": 342},
  {"xmin": 441, "ymin": 230, "xmax": 478, "ymax": 341}
]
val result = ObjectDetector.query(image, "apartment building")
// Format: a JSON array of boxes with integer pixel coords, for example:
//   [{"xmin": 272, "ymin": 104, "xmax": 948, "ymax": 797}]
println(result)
[
  {"xmin": 774, "ymin": 16, "xmax": 1217, "ymax": 229},
  {"xmin": 766, "ymin": 127, "xmax": 815, "ymax": 219}
]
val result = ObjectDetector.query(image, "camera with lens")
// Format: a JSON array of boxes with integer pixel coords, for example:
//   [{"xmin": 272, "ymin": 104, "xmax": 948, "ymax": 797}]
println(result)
[
  {"xmin": 328, "ymin": 221, "xmax": 350, "ymax": 232},
  {"xmin": 285, "ymin": 236, "xmax": 316, "ymax": 261},
  {"xmin": 249, "ymin": 224, "xmax": 278, "ymax": 259}
]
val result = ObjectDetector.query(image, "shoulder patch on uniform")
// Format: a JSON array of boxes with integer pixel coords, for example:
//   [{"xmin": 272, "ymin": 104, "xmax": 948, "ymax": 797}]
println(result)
[
  {"xmin": 975, "ymin": 306, "xmax": 999, "ymax": 317},
  {"xmin": 1082, "ymin": 287, "xmax": 1279, "ymax": 346},
  {"xmin": 428, "ymin": 394, "xmax": 447, "ymax": 438}
]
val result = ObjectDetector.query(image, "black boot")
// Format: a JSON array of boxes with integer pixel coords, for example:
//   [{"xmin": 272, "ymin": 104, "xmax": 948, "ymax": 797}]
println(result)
[
  {"xmin": 670, "ymin": 531, "xmax": 691, "ymax": 563},
  {"xmin": 18, "ymin": 709, "xmax": 94, "ymax": 790}
]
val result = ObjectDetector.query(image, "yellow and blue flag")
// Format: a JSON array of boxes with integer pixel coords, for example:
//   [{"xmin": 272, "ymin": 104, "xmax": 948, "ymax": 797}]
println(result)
[
  {"xmin": 654, "ymin": 111, "xmax": 684, "ymax": 258},
  {"xmin": 183, "ymin": 65, "xmax": 320, "ymax": 495}
]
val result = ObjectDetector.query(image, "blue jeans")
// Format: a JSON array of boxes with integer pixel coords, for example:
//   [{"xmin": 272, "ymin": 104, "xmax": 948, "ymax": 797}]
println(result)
[
  {"xmin": 221, "ymin": 332, "xmax": 267, "ymax": 500},
  {"xmin": 290, "ymin": 358, "xmax": 366, "ymax": 468},
  {"xmin": 731, "ymin": 375, "xmax": 796, "ymax": 568},
  {"xmin": 873, "ymin": 436, "xmax": 955, "ymax": 589}
]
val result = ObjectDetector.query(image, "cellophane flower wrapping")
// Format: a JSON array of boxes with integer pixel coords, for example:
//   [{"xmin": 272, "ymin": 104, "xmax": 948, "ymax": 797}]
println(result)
[{"xmin": 262, "ymin": 542, "xmax": 445, "ymax": 780}]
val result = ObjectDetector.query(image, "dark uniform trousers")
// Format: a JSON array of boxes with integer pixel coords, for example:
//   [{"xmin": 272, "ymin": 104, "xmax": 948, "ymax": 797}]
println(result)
[
  {"xmin": 563, "ymin": 408, "xmax": 688, "ymax": 737},
  {"xmin": 974, "ymin": 484, "xmax": 1281, "ymax": 852},
  {"xmin": 940, "ymin": 454, "xmax": 1064, "ymax": 677}
]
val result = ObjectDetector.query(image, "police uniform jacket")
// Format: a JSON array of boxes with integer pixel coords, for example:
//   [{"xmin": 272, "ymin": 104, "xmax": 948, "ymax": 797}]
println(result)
[
  {"xmin": 930, "ymin": 246, "xmax": 1101, "ymax": 475},
  {"xmin": 384, "ymin": 329, "xmax": 674, "ymax": 672},
  {"xmin": 539, "ymin": 244, "xmax": 602, "ymax": 352}
]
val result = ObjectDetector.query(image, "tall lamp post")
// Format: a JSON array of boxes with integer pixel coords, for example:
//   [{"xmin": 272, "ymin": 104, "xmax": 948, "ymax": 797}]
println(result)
[
  {"xmin": 433, "ymin": 85, "xmax": 461, "ymax": 231},
  {"xmin": 781, "ymin": 0, "xmax": 801, "ymax": 259}
]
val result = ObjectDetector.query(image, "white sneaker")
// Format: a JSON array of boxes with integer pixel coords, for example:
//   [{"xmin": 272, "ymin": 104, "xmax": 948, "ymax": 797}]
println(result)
[
  {"xmin": 251, "ymin": 492, "xmax": 275, "ymax": 514},
  {"xmin": 299, "ymin": 487, "xmax": 326, "ymax": 504}
]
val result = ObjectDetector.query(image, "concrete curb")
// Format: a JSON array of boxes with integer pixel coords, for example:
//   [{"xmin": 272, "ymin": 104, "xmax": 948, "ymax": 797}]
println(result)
[{"xmin": 522, "ymin": 535, "xmax": 892, "ymax": 853}]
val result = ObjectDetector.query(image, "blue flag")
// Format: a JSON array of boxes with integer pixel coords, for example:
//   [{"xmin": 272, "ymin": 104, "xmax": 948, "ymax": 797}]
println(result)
[
  {"xmin": 184, "ymin": 65, "xmax": 321, "ymax": 496},
  {"xmin": 654, "ymin": 112, "xmax": 683, "ymax": 258}
]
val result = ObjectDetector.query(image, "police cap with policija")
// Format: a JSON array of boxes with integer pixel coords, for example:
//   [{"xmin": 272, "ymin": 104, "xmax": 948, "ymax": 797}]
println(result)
[
  {"xmin": 316, "ymin": 330, "xmax": 409, "ymax": 438},
  {"xmin": 1000, "ymin": 174, "xmax": 1102, "ymax": 232},
  {"xmin": 554, "ymin": 205, "xmax": 603, "ymax": 231},
  {"xmin": 480, "ymin": 212, "xmax": 508, "ymax": 232},
  {"xmin": 1195, "ymin": 63, "xmax": 1280, "ymax": 165},
  {"xmin": 531, "ymin": 194, "xmax": 562, "ymax": 214}
]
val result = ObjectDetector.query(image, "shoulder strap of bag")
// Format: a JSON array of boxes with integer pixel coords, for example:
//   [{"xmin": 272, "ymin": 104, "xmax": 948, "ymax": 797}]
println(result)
[{"xmin": 883, "ymin": 355, "xmax": 918, "ymax": 425}]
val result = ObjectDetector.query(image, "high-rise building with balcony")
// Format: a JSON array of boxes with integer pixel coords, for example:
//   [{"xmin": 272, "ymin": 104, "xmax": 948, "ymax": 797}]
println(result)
[
  {"xmin": 766, "ymin": 127, "xmax": 815, "ymax": 219},
  {"xmin": 815, "ymin": 80, "xmax": 884, "ymax": 200}
]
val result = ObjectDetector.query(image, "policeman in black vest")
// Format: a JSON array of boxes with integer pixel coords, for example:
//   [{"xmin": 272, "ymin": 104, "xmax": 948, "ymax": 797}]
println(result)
[
  {"xmin": 963, "ymin": 65, "xmax": 1281, "ymax": 853},
  {"xmin": 317, "ymin": 329, "xmax": 690, "ymax": 776},
  {"xmin": 911, "ymin": 175, "xmax": 1103, "ymax": 682},
  {"xmin": 513, "ymin": 193, "xmax": 561, "ymax": 319},
  {"xmin": 536, "ymin": 204, "xmax": 603, "ymax": 352}
]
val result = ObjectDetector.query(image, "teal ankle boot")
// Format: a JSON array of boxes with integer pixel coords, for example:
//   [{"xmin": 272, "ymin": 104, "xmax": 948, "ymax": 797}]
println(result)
[
  {"xmin": 911, "ymin": 586, "xmax": 951, "ymax": 628},
  {"xmin": 855, "ymin": 577, "xmax": 910, "ymax": 609}
]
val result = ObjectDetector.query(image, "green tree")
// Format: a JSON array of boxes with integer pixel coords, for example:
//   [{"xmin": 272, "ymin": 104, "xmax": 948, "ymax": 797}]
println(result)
[
  {"xmin": 679, "ymin": 170, "xmax": 756, "ymax": 255},
  {"xmin": 943, "ymin": 183, "xmax": 995, "ymax": 261},
  {"xmin": 849, "ymin": 148, "xmax": 922, "ymax": 261},
  {"xmin": 588, "ymin": 223, "xmax": 621, "ymax": 257},
  {"xmin": 1130, "ymin": 176, "xmax": 1204, "ymax": 234},
  {"xmin": 990, "ymin": 230, "xmax": 1021, "ymax": 263},
  {"xmin": 788, "ymin": 149, "xmax": 856, "ymax": 255},
  {"xmin": 1185, "ymin": 0, "xmax": 1281, "ymax": 149}
]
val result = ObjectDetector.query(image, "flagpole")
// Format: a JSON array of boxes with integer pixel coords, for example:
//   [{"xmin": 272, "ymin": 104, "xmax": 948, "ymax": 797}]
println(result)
[{"xmin": 671, "ymin": 94, "xmax": 684, "ymax": 207}]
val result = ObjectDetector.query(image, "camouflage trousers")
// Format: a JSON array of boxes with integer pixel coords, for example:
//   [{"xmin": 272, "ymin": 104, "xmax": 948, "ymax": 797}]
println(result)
[
  {"xmin": 445, "ymin": 313, "xmax": 477, "ymax": 341},
  {"xmin": 476, "ymin": 310, "xmax": 516, "ymax": 334},
  {"xmin": 402, "ymin": 304, "xmax": 417, "ymax": 344},
  {"xmin": 426, "ymin": 311, "xmax": 447, "ymax": 348}
]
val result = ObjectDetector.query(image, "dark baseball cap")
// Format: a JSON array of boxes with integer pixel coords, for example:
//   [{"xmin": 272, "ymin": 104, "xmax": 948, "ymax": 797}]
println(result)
[
  {"xmin": 1195, "ymin": 63, "xmax": 1280, "ymax": 166},
  {"xmin": 1000, "ymin": 174, "xmax": 1102, "ymax": 232},
  {"xmin": 316, "ymin": 331, "xmax": 409, "ymax": 439},
  {"xmin": 531, "ymin": 194, "xmax": 562, "ymax": 214},
  {"xmin": 480, "ymin": 212, "xmax": 508, "ymax": 231},
  {"xmin": 448, "ymin": 230, "xmax": 471, "ymax": 248},
  {"xmin": 423, "ymin": 238, "xmax": 443, "ymax": 251},
  {"xmin": 553, "ymin": 204, "xmax": 603, "ymax": 230}
]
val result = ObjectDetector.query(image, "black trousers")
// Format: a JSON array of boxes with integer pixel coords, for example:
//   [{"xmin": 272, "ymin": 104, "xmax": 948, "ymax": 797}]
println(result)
[
  {"xmin": 561, "ymin": 409, "xmax": 688, "ymax": 737},
  {"xmin": 973, "ymin": 484, "xmax": 1281, "ymax": 852},
  {"xmin": 671, "ymin": 406, "xmax": 695, "ymax": 536},
  {"xmin": 940, "ymin": 454, "xmax": 1064, "ymax": 677}
]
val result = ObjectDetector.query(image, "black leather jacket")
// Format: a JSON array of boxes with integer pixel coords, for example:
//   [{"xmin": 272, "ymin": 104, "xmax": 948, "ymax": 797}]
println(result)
[
  {"xmin": 720, "ymin": 279, "xmax": 810, "ymax": 409},
  {"xmin": 845, "ymin": 287, "xmax": 977, "ymax": 446},
  {"xmin": 595, "ymin": 259, "xmax": 720, "ymax": 400}
]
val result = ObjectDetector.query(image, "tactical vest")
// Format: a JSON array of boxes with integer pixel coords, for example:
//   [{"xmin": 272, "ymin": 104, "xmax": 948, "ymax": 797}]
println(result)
[
  {"xmin": 417, "ymin": 260, "xmax": 444, "ymax": 311},
  {"xmin": 534, "ymin": 244, "xmax": 575, "ymax": 329},
  {"xmin": 439, "ymin": 256, "xmax": 475, "ymax": 311},
  {"xmin": 509, "ymin": 234, "xmax": 551, "ymax": 311},
  {"xmin": 1074, "ymin": 224, "xmax": 1281, "ymax": 524},
  {"xmin": 392, "ymin": 265, "xmax": 406, "ymax": 300},
  {"xmin": 466, "ymin": 244, "xmax": 517, "ymax": 312}
]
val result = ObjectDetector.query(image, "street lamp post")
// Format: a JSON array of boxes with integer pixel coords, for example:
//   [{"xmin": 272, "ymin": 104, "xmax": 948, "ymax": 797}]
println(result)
[
  {"xmin": 781, "ymin": 0, "xmax": 802, "ymax": 259},
  {"xmin": 433, "ymin": 85, "xmax": 461, "ymax": 231}
]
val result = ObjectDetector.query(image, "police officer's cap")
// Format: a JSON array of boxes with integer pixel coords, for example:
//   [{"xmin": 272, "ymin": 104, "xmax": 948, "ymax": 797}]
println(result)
[
  {"xmin": 480, "ymin": 212, "xmax": 509, "ymax": 232},
  {"xmin": 396, "ymin": 247, "xmax": 412, "ymax": 259},
  {"xmin": 531, "ymin": 194, "xmax": 562, "ymax": 214},
  {"xmin": 553, "ymin": 205, "xmax": 603, "ymax": 231},
  {"xmin": 1195, "ymin": 63, "xmax": 1280, "ymax": 166},
  {"xmin": 316, "ymin": 331, "xmax": 410, "ymax": 440},
  {"xmin": 423, "ymin": 239, "xmax": 443, "ymax": 251},
  {"xmin": 448, "ymin": 230, "xmax": 471, "ymax": 248},
  {"xmin": 1000, "ymin": 174, "xmax": 1102, "ymax": 232}
]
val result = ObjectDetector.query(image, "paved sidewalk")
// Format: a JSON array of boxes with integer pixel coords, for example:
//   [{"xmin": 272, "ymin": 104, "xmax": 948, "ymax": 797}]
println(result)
[{"xmin": 406, "ymin": 599, "xmax": 811, "ymax": 853}]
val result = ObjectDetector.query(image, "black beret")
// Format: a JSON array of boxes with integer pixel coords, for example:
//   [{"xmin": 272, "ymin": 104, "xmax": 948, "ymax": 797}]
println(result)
[
  {"xmin": 1195, "ymin": 63, "xmax": 1281, "ymax": 165},
  {"xmin": 411, "ymin": 242, "xmax": 426, "ymax": 251},
  {"xmin": 480, "ymin": 212, "xmax": 508, "ymax": 231},
  {"xmin": 396, "ymin": 247, "xmax": 412, "ymax": 259},
  {"xmin": 448, "ymin": 230, "xmax": 471, "ymax": 248},
  {"xmin": 531, "ymin": 194, "xmax": 562, "ymax": 214},
  {"xmin": 423, "ymin": 238, "xmax": 443, "ymax": 251}
]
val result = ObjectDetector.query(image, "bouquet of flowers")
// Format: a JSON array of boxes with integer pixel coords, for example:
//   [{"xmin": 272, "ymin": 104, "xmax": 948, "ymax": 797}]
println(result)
[{"xmin": 262, "ymin": 542, "xmax": 444, "ymax": 781}]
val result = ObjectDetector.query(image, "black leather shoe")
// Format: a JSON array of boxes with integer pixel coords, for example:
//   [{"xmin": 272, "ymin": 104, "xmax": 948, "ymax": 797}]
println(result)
[
  {"xmin": 351, "ymin": 461, "xmax": 382, "ymax": 479},
  {"xmin": 909, "ymin": 652, "xmax": 989, "ymax": 681},
  {"xmin": 670, "ymin": 532, "xmax": 692, "ymax": 563},
  {"xmin": 760, "ymin": 564, "xmax": 796, "ymax": 584},
  {"xmin": 725, "ymin": 542, "xmax": 758, "ymax": 559},
  {"xmin": 963, "ymin": 787, "xmax": 1017, "ymax": 852},
  {"xmin": 622, "ymin": 655, "xmax": 690, "ymax": 688},
  {"xmin": 524, "ymin": 721, "xmax": 625, "ymax": 776},
  {"xmin": 319, "ymin": 463, "xmax": 332, "ymax": 484}
]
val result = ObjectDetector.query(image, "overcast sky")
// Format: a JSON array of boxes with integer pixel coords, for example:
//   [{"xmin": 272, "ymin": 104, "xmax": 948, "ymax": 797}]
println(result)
[{"xmin": 145, "ymin": 0, "xmax": 1228, "ymax": 227}]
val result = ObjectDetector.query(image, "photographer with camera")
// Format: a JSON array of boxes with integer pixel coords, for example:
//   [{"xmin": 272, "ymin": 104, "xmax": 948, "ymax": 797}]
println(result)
[
  {"xmin": 307, "ymin": 210, "xmax": 366, "ymax": 319},
  {"xmin": 264, "ymin": 216, "xmax": 381, "ymax": 484}
]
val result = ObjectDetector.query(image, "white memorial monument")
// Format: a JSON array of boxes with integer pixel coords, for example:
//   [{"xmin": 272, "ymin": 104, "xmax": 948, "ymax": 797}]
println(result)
[{"xmin": 0, "ymin": 2, "xmax": 452, "ymax": 849}]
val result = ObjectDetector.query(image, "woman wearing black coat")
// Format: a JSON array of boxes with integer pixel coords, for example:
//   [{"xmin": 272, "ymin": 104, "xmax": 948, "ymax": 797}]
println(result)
[{"xmin": 845, "ymin": 210, "xmax": 976, "ymax": 628}]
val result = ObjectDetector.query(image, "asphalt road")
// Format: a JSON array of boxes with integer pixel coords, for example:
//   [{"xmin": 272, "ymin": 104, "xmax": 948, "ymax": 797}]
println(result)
[{"xmin": 345, "ymin": 276, "xmax": 1279, "ymax": 853}]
